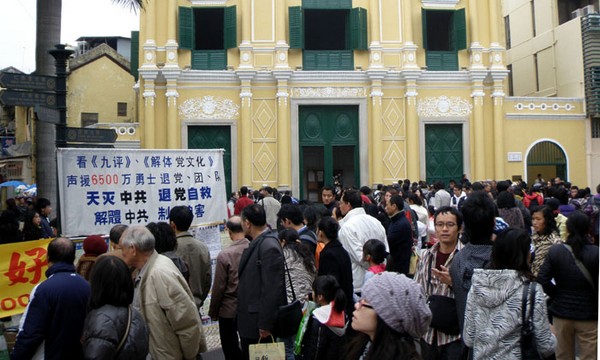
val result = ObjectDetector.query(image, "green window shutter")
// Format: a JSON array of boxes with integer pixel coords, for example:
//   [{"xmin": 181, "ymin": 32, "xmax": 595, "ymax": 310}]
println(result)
[
  {"xmin": 453, "ymin": 8, "xmax": 467, "ymax": 50},
  {"xmin": 303, "ymin": 50, "xmax": 353, "ymax": 70},
  {"xmin": 422, "ymin": 8, "xmax": 429, "ymax": 50},
  {"xmin": 224, "ymin": 6, "xmax": 237, "ymax": 49},
  {"xmin": 339, "ymin": 50, "xmax": 353, "ymax": 69},
  {"xmin": 303, "ymin": 0, "xmax": 351, "ymax": 9},
  {"xmin": 350, "ymin": 8, "xmax": 368, "ymax": 50},
  {"xmin": 426, "ymin": 52, "xmax": 443, "ymax": 70},
  {"xmin": 289, "ymin": 6, "xmax": 303, "ymax": 49},
  {"xmin": 178, "ymin": 7, "xmax": 194, "ymax": 50},
  {"xmin": 192, "ymin": 50, "xmax": 227, "ymax": 70},
  {"xmin": 426, "ymin": 51, "xmax": 458, "ymax": 71},
  {"xmin": 130, "ymin": 31, "xmax": 139, "ymax": 81},
  {"xmin": 442, "ymin": 51, "xmax": 458, "ymax": 70}
]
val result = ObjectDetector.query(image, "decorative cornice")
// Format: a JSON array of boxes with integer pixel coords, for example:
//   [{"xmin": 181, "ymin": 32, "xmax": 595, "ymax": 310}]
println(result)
[
  {"xmin": 290, "ymin": 71, "xmax": 368, "ymax": 83},
  {"xmin": 292, "ymin": 87, "xmax": 366, "ymax": 98},
  {"xmin": 505, "ymin": 114, "xmax": 587, "ymax": 121},
  {"xmin": 421, "ymin": 0, "xmax": 460, "ymax": 9},
  {"xmin": 177, "ymin": 70, "xmax": 239, "ymax": 84},
  {"xmin": 178, "ymin": 96, "xmax": 239, "ymax": 119},
  {"xmin": 417, "ymin": 96, "xmax": 473, "ymax": 117},
  {"xmin": 191, "ymin": 0, "xmax": 226, "ymax": 5}
]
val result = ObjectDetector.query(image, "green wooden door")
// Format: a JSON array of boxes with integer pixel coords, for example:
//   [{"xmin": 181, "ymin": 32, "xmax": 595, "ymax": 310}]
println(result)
[
  {"xmin": 188, "ymin": 126, "xmax": 232, "ymax": 196},
  {"xmin": 425, "ymin": 124, "xmax": 463, "ymax": 185},
  {"xmin": 299, "ymin": 106, "xmax": 359, "ymax": 201}
]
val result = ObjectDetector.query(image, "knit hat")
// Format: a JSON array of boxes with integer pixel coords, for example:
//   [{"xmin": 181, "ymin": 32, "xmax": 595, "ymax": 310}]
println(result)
[
  {"xmin": 83, "ymin": 235, "xmax": 108, "ymax": 256},
  {"xmin": 361, "ymin": 272, "xmax": 431, "ymax": 338}
]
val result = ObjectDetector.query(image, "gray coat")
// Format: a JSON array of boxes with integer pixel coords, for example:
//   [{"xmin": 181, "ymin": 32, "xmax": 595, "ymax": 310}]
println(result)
[{"xmin": 82, "ymin": 305, "xmax": 149, "ymax": 360}]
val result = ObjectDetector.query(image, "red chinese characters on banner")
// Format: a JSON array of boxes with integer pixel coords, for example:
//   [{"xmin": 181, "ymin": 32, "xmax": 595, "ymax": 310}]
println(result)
[{"xmin": 3, "ymin": 248, "xmax": 48, "ymax": 286}]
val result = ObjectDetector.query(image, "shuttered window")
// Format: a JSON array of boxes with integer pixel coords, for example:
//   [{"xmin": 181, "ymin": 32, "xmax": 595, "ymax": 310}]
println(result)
[
  {"xmin": 289, "ymin": 6, "xmax": 367, "ymax": 70},
  {"xmin": 422, "ymin": 8, "xmax": 467, "ymax": 71},
  {"xmin": 178, "ymin": 6, "xmax": 237, "ymax": 70}
]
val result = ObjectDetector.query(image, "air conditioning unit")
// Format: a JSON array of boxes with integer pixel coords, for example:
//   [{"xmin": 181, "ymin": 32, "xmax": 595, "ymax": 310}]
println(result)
[
  {"xmin": 583, "ymin": 4, "xmax": 597, "ymax": 15},
  {"xmin": 572, "ymin": 8, "xmax": 583, "ymax": 19}
]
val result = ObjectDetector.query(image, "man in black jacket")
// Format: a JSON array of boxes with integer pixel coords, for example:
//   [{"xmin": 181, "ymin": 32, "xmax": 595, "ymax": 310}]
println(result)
[
  {"xmin": 237, "ymin": 204, "xmax": 287, "ymax": 359},
  {"xmin": 12, "ymin": 238, "xmax": 90, "ymax": 360},
  {"xmin": 385, "ymin": 194, "xmax": 413, "ymax": 274}
]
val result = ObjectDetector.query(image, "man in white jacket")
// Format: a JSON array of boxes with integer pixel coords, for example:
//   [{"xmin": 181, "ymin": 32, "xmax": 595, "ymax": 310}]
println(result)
[{"xmin": 338, "ymin": 189, "xmax": 388, "ymax": 294}]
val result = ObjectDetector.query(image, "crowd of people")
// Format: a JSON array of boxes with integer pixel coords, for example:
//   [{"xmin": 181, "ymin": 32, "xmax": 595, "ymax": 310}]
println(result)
[{"xmin": 4, "ymin": 176, "xmax": 599, "ymax": 360}]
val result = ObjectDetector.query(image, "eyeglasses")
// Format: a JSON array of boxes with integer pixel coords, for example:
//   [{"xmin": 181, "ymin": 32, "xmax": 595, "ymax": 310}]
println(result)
[{"xmin": 435, "ymin": 222, "xmax": 457, "ymax": 229}]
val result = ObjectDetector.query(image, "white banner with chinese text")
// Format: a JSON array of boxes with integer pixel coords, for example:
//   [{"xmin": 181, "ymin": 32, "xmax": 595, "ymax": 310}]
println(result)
[{"xmin": 58, "ymin": 148, "xmax": 227, "ymax": 236}]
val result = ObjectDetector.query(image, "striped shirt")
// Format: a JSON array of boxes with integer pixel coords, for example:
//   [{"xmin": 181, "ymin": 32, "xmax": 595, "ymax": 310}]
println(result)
[{"xmin": 413, "ymin": 241, "xmax": 464, "ymax": 346}]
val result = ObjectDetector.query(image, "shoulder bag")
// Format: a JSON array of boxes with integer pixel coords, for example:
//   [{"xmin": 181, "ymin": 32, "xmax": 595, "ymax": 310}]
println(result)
[
  {"xmin": 521, "ymin": 281, "xmax": 552, "ymax": 360},
  {"xmin": 273, "ymin": 258, "xmax": 303, "ymax": 338},
  {"xmin": 115, "ymin": 306, "xmax": 132, "ymax": 356},
  {"xmin": 563, "ymin": 244, "xmax": 596, "ymax": 292},
  {"xmin": 426, "ymin": 253, "xmax": 460, "ymax": 335},
  {"xmin": 257, "ymin": 235, "xmax": 303, "ymax": 338}
]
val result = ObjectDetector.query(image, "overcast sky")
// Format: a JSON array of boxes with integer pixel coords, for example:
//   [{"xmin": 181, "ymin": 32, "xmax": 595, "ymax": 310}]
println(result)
[{"xmin": 0, "ymin": 0, "xmax": 139, "ymax": 74}]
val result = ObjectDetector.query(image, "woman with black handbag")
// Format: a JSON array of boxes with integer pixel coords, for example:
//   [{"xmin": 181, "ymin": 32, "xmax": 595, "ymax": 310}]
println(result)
[
  {"xmin": 278, "ymin": 229, "xmax": 317, "ymax": 360},
  {"xmin": 538, "ymin": 211, "xmax": 598, "ymax": 360},
  {"xmin": 82, "ymin": 256, "xmax": 149, "ymax": 359},
  {"xmin": 463, "ymin": 228, "xmax": 556, "ymax": 359},
  {"xmin": 414, "ymin": 206, "xmax": 464, "ymax": 359}
]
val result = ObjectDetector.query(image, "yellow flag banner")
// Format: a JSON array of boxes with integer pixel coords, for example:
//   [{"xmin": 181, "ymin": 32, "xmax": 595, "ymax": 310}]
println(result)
[{"xmin": 0, "ymin": 239, "xmax": 52, "ymax": 317}]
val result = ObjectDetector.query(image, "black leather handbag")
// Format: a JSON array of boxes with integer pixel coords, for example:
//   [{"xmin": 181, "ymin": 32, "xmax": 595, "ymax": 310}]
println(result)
[
  {"xmin": 273, "ymin": 260, "xmax": 303, "ymax": 338},
  {"xmin": 426, "ymin": 255, "xmax": 460, "ymax": 335}
]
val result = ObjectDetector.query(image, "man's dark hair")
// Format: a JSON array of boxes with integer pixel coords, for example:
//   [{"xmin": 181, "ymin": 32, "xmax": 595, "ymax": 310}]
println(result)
[
  {"xmin": 433, "ymin": 206, "xmax": 463, "ymax": 230},
  {"xmin": 496, "ymin": 180, "xmax": 511, "ymax": 193},
  {"xmin": 240, "ymin": 186, "xmax": 249, "ymax": 196},
  {"xmin": 109, "ymin": 224, "xmax": 128, "ymax": 245},
  {"xmin": 169, "ymin": 206, "xmax": 194, "ymax": 231},
  {"xmin": 434, "ymin": 181, "xmax": 445, "ymax": 191},
  {"xmin": 277, "ymin": 204, "xmax": 304, "ymax": 225},
  {"xmin": 322, "ymin": 185, "xmax": 335, "ymax": 193},
  {"xmin": 471, "ymin": 182, "xmax": 485, "ymax": 192},
  {"xmin": 36, "ymin": 198, "xmax": 51, "ymax": 213},
  {"xmin": 388, "ymin": 194, "xmax": 404, "ymax": 210},
  {"xmin": 454, "ymin": 183, "xmax": 463, "ymax": 191},
  {"xmin": 359, "ymin": 186, "xmax": 372, "ymax": 196},
  {"xmin": 341, "ymin": 189, "xmax": 362, "ymax": 209},
  {"xmin": 226, "ymin": 216, "xmax": 244, "ymax": 233},
  {"xmin": 47, "ymin": 237, "xmax": 76, "ymax": 264},
  {"xmin": 263, "ymin": 186, "xmax": 274, "ymax": 195},
  {"xmin": 241, "ymin": 204, "xmax": 267, "ymax": 227},
  {"xmin": 461, "ymin": 191, "xmax": 495, "ymax": 245},
  {"xmin": 88, "ymin": 256, "xmax": 134, "ymax": 309}
]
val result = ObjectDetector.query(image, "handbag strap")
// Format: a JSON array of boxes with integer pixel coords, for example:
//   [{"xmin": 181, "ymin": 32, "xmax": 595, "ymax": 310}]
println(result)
[
  {"xmin": 427, "ymin": 253, "xmax": 434, "ymax": 295},
  {"xmin": 563, "ymin": 244, "xmax": 596, "ymax": 291},
  {"xmin": 283, "ymin": 253, "xmax": 297, "ymax": 300},
  {"xmin": 115, "ymin": 306, "xmax": 132, "ymax": 354},
  {"xmin": 527, "ymin": 282, "xmax": 536, "ymax": 325},
  {"xmin": 521, "ymin": 281, "xmax": 531, "ymax": 335}
]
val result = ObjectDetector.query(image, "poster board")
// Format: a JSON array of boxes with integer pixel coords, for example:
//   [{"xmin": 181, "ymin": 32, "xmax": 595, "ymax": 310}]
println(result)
[{"xmin": 57, "ymin": 148, "xmax": 228, "ymax": 236}]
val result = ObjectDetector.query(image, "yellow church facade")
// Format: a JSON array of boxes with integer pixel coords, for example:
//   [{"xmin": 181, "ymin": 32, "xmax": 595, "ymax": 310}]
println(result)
[{"xmin": 135, "ymin": 0, "xmax": 589, "ymax": 198}]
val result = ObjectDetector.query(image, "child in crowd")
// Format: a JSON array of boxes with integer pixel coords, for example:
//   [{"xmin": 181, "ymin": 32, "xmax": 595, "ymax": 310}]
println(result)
[
  {"xmin": 300, "ymin": 275, "xmax": 347, "ymax": 360},
  {"xmin": 362, "ymin": 239, "xmax": 387, "ymax": 286}
]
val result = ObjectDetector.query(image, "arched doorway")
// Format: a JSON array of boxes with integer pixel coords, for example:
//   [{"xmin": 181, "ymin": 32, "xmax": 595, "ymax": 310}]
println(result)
[{"xmin": 526, "ymin": 140, "xmax": 567, "ymax": 185}]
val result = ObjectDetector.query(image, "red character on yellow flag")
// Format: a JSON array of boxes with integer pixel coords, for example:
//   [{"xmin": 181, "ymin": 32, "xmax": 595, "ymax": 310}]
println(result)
[{"xmin": 0, "ymin": 239, "xmax": 52, "ymax": 317}]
